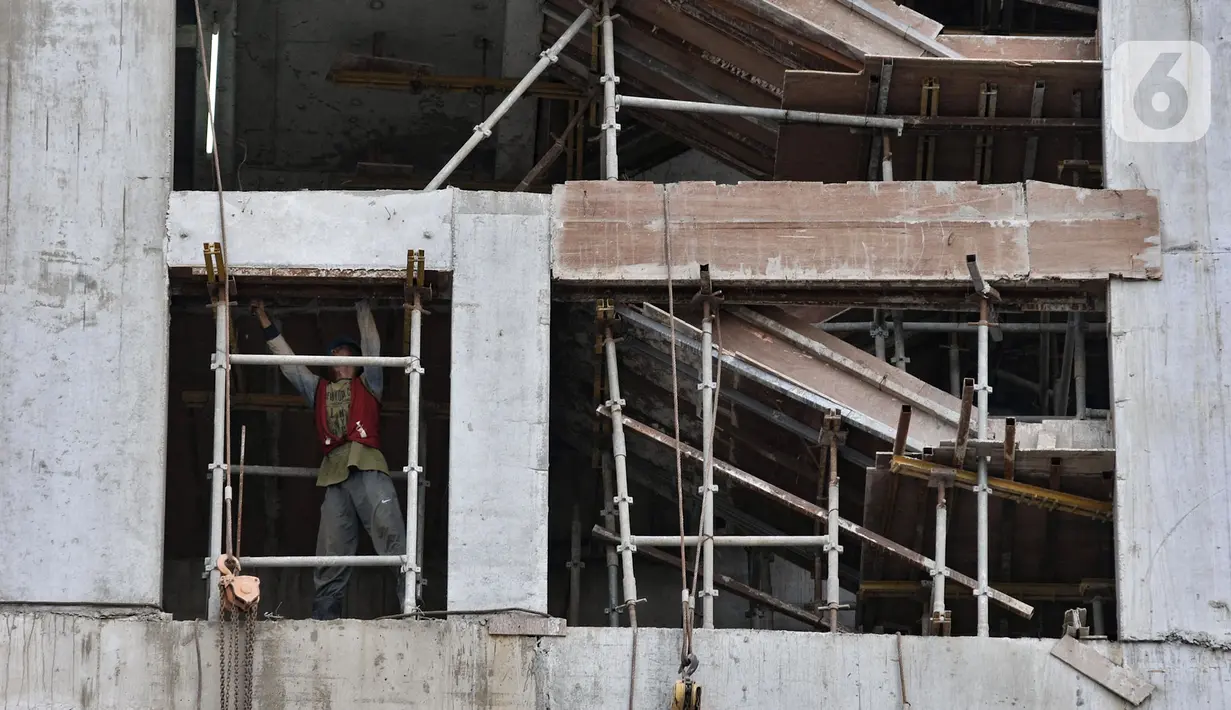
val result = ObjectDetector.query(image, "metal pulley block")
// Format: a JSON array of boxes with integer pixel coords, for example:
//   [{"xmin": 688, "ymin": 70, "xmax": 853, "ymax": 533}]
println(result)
[
  {"xmin": 670, "ymin": 679, "xmax": 702, "ymax": 710},
  {"xmin": 217, "ymin": 554, "xmax": 261, "ymax": 613}
]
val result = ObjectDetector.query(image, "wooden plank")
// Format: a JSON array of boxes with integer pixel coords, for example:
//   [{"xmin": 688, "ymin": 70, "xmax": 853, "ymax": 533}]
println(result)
[
  {"xmin": 1050, "ymin": 636, "xmax": 1155, "ymax": 705},
  {"xmin": 723, "ymin": 0, "xmax": 942, "ymax": 60},
  {"xmin": 1025, "ymin": 181, "xmax": 1161, "ymax": 279},
  {"xmin": 551, "ymin": 180, "xmax": 1161, "ymax": 284},
  {"xmin": 937, "ymin": 34, "xmax": 1097, "ymax": 61}
]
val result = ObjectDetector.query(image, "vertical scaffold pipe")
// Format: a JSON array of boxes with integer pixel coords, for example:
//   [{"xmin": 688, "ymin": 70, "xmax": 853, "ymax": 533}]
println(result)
[
  {"xmin": 403, "ymin": 297, "xmax": 424, "ymax": 613},
  {"xmin": 207, "ymin": 295, "xmax": 229, "ymax": 621},
  {"xmin": 600, "ymin": 0, "xmax": 619, "ymax": 180},
  {"xmin": 700, "ymin": 303, "xmax": 716, "ymax": 628},
  {"xmin": 604, "ymin": 327, "xmax": 640, "ymax": 627}
]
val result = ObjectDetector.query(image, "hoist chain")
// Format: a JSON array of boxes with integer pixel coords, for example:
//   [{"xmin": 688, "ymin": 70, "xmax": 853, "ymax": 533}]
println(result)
[{"xmin": 219, "ymin": 604, "xmax": 257, "ymax": 710}]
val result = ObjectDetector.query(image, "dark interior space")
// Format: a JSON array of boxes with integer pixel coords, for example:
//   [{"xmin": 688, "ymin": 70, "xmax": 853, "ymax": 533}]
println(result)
[
  {"xmin": 163, "ymin": 278, "xmax": 451, "ymax": 620},
  {"xmin": 546, "ymin": 298, "xmax": 1115, "ymax": 638}
]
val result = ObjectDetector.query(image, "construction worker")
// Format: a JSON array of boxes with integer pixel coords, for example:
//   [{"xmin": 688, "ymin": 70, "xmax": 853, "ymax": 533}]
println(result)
[{"xmin": 252, "ymin": 299, "xmax": 407, "ymax": 620}]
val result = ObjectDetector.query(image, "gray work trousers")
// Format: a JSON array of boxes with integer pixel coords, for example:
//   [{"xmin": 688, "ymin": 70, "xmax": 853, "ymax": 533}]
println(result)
[{"xmin": 312, "ymin": 469, "xmax": 407, "ymax": 620}]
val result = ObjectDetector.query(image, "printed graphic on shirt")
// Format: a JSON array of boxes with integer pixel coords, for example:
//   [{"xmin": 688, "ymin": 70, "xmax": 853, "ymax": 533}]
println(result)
[{"xmin": 325, "ymin": 380, "xmax": 352, "ymax": 439}]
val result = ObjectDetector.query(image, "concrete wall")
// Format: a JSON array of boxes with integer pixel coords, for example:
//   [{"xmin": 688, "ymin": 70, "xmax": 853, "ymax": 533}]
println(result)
[
  {"xmin": 0, "ymin": 0, "xmax": 174, "ymax": 604},
  {"xmin": 448, "ymin": 191, "xmax": 552, "ymax": 613},
  {"xmin": 2, "ymin": 612, "xmax": 1227, "ymax": 709},
  {"xmin": 1102, "ymin": 0, "xmax": 1231, "ymax": 644}
]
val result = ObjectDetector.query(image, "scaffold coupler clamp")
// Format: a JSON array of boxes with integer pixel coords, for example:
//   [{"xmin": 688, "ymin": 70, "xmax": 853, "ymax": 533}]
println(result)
[
  {"xmin": 216, "ymin": 554, "xmax": 261, "ymax": 613},
  {"xmin": 689, "ymin": 264, "xmax": 724, "ymax": 313}
]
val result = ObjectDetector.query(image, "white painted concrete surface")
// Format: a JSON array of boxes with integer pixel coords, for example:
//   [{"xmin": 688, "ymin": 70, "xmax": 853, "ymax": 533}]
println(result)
[
  {"xmin": 495, "ymin": 0, "xmax": 542, "ymax": 182},
  {"xmin": 1103, "ymin": 0, "xmax": 1231, "ymax": 644},
  {"xmin": 1, "ymin": 613, "xmax": 1227, "ymax": 709},
  {"xmin": 447, "ymin": 191, "xmax": 552, "ymax": 613},
  {"xmin": 0, "ymin": 0, "xmax": 174, "ymax": 604},
  {"xmin": 166, "ymin": 190, "xmax": 454, "ymax": 272}
]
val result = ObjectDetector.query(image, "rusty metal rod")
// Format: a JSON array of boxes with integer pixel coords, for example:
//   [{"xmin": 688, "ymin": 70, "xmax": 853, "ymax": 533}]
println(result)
[{"xmin": 515, "ymin": 89, "xmax": 598, "ymax": 191}]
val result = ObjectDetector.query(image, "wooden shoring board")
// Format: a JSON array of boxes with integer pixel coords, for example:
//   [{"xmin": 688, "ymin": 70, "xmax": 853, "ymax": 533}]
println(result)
[
  {"xmin": 551, "ymin": 180, "xmax": 1160, "ymax": 284},
  {"xmin": 775, "ymin": 57, "xmax": 1103, "ymax": 184}
]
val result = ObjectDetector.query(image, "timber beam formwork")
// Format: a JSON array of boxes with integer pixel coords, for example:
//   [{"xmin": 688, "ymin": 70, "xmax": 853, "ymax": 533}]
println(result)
[{"xmin": 550, "ymin": 180, "xmax": 1160, "ymax": 300}]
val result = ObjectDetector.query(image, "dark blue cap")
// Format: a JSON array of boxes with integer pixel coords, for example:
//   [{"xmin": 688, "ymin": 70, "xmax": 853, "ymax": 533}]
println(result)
[{"xmin": 326, "ymin": 336, "xmax": 362, "ymax": 356}]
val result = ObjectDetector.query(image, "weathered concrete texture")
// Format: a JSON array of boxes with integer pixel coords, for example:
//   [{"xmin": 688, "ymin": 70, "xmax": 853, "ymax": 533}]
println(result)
[
  {"xmin": 448, "ymin": 191, "xmax": 552, "ymax": 613},
  {"xmin": 1103, "ymin": 0, "xmax": 1231, "ymax": 644},
  {"xmin": 166, "ymin": 190, "xmax": 454, "ymax": 272},
  {"xmin": 0, "ymin": 613, "xmax": 537, "ymax": 709},
  {"xmin": 0, "ymin": 0, "xmax": 174, "ymax": 604},
  {"xmin": 1, "ymin": 612, "xmax": 1228, "ymax": 708},
  {"xmin": 544, "ymin": 628, "xmax": 1229, "ymax": 709}
]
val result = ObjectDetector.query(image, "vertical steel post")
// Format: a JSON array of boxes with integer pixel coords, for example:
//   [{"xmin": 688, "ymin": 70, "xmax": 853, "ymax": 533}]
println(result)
[
  {"xmin": 892, "ymin": 309, "xmax": 908, "ymax": 371},
  {"xmin": 403, "ymin": 296, "xmax": 424, "ymax": 613},
  {"xmin": 931, "ymin": 487, "xmax": 948, "ymax": 623},
  {"xmin": 826, "ymin": 427, "xmax": 841, "ymax": 631},
  {"xmin": 207, "ymin": 295, "xmax": 229, "ymax": 621},
  {"xmin": 1074, "ymin": 314, "xmax": 1087, "ymax": 419},
  {"xmin": 600, "ymin": 454, "xmax": 621, "ymax": 627},
  {"xmin": 976, "ymin": 297, "xmax": 991, "ymax": 636},
  {"xmin": 604, "ymin": 326, "xmax": 640, "ymax": 627},
  {"xmin": 873, "ymin": 309, "xmax": 888, "ymax": 361},
  {"xmin": 600, "ymin": 0, "xmax": 619, "ymax": 180},
  {"xmin": 568, "ymin": 503, "xmax": 582, "ymax": 625},
  {"xmin": 700, "ymin": 303, "xmax": 716, "ymax": 628},
  {"xmin": 415, "ymin": 423, "xmax": 428, "ymax": 605},
  {"xmin": 949, "ymin": 315, "xmax": 961, "ymax": 397}
]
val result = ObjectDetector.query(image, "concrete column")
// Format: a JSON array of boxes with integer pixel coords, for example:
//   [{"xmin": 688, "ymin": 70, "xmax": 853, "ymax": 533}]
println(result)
[
  {"xmin": 494, "ymin": 0, "xmax": 542, "ymax": 182},
  {"xmin": 1102, "ymin": 0, "xmax": 1231, "ymax": 643},
  {"xmin": 447, "ymin": 191, "xmax": 551, "ymax": 612},
  {"xmin": 0, "ymin": 0, "xmax": 174, "ymax": 604}
]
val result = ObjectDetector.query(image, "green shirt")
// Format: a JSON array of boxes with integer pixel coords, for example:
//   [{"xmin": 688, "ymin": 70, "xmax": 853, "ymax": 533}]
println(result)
[{"xmin": 317, "ymin": 379, "xmax": 389, "ymax": 487}]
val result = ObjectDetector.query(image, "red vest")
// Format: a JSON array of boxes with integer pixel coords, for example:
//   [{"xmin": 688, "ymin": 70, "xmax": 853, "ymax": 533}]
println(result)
[{"xmin": 314, "ymin": 377, "xmax": 382, "ymax": 455}]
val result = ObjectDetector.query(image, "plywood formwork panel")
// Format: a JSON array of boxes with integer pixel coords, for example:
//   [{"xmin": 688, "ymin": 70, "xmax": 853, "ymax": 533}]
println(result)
[
  {"xmin": 776, "ymin": 58, "xmax": 1102, "ymax": 184},
  {"xmin": 551, "ymin": 180, "xmax": 1160, "ymax": 285},
  {"xmin": 937, "ymin": 35, "xmax": 1098, "ymax": 61}
]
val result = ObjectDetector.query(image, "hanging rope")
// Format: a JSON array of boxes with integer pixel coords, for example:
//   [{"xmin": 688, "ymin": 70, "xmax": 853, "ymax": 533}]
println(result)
[{"xmin": 661, "ymin": 192, "xmax": 694, "ymax": 667}]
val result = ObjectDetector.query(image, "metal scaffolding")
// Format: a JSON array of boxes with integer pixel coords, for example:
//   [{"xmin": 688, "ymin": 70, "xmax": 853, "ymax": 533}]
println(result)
[{"xmin": 204, "ymin": 245, "xmax": 429, "ymax": 621}]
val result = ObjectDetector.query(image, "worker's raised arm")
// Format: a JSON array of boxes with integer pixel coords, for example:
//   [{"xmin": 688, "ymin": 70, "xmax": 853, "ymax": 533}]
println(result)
[
  {"xmin": 252, "ymin": 300, "xmax": 319, "ymax": 407},
  {"xmin": 356, "ymin": 299, "xmax": 384, "ymax": 401}
]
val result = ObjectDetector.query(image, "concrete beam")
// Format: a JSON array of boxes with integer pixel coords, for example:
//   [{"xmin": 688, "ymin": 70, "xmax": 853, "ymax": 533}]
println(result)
[{"xmin": 166, "ymin": 190, "xmax": 454, "ymax": 274}]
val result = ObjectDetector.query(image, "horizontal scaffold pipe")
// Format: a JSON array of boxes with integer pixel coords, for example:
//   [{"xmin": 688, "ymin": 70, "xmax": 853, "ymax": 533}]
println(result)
[
  {"xmin": 627, "ymin": 534, "xmax": 831, "ymax": 547},
  {"xmin": 229, "ymin": 353, "xmax": 419, "ymax": 368},
  {"xmin": 240, "ymin": 555, "xmax": 406, "ymax": 568},
  {"xmin": 616, "ymin": 94, "xmax": 906, "ymax": 133}
]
